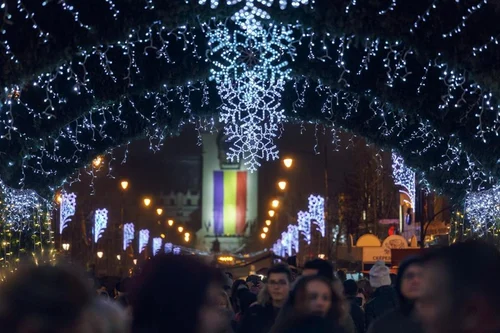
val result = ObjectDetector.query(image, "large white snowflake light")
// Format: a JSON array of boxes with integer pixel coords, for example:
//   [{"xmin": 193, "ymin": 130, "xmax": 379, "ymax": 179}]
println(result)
[
  {"xmin": 309, "ymin": 195, "xmax": 325, "ymax": 237},
  {"xmin": 152, "ymin": 237, "xmax": 162, "ymax": 255},
  {"xmin": 60, "ymin": 192, "xmax": 77, "ymax": 234},
  {"xmin": 94, "ymin": 208, "xmax": 108, "ymax": 243},
  {"xmin": 392, "ymin": 152, "xmax": 416, "ymax": 208},
  {"xmin": 287, "ymin": 224, "xmax": 299, "ymax": 253},
  {"xmin": 207, "ymin": 24, "xmax": 294, "ymax": 171},
  {"xmin": 298, "ymin": 210, "xmax": 312, "ymax": 244},
  {"xmin": 164, "ymin": 242, "xmax": 173, "ymax": 254},
  {"xmin": 123, "ymin": 222, "xmax": 134, "ymax": 250},
  {"xmin": 139, "ymin": 229, "xmax": 150, "ymax": 253},
  {"xmin": 465, "ymin": 184, "xmax": 500, "ymax": 235}
]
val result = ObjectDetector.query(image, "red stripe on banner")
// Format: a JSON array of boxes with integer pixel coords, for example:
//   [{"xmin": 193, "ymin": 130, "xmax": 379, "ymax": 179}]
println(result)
[{"xmin": 236, "ymin": 171, "xmax": 247, "ymax": 235}]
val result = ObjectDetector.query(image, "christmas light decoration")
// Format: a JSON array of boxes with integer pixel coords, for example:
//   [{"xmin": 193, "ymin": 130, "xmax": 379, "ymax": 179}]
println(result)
[
  {"xmin": 94, "ymin": 209, "xmax": 108, "ymax": 243},
  {"xmin": 59, "ymin": 192, "xmax": 76, "ymax": 234},
  {"xmin": 287, "ymin": 224, "xmax": 299, "ymax": 253},
  {"xmin": 173, "ymin": 247, "xmax": 181, "ymax": 255},
  {"xmin": 152, "ymin": 237, "xmax": 162, "ymax": 255},
  {"xmin": 392, "ymin": 152, "xmax": 416, "ymax": 208},
  {"xmin": 465, "ymin": 184, "xmax": 500, "ymax": 235},
  {"xmin": 308, "ymin": 195, "xmax": 325, "ymax": 237},
  {"xmin": 123, "ymin": 223, "xmax": 134, "ymax": 251},
  {"xmin": 139, "ymin": 229, "xmax": 149, "ymax": 253},
  {"xmin": 297, "ymin": 210, "xmax": 311, "ymax": 245},
  {"xmin": 164, "ymin": 242, "xmax": 173, "ymax": 254}
]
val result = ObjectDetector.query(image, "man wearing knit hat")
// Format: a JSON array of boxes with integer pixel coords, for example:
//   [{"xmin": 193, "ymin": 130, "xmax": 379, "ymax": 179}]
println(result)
[{"xmin": 365, "ymin": 261, "xmax": 398, "ymax": 329}]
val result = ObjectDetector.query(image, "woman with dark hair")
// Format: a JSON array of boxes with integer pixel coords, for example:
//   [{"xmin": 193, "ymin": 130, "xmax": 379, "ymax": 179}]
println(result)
[
  {"xmin": 230, "ymin": 279, "xmax": 249, "ymax": 314},
  {"xmin": 271, "ymin": 275, "xmax": 346, "ymax": 333},
  {"xmin": 367, "ymin": 256, "xmax": 424, "ymax": 333},
  {"xmin": 130, "ymin": 255, "xmax": 229, "ymax": 333}
]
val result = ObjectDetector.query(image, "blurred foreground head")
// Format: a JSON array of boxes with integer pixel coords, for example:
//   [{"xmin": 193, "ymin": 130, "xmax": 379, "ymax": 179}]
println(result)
[
  {"xmin": 418, "ymin": 241, "xmax": 500, "ymax": 333},
  {"xmin": 130, "ymin": 255, "xmax": 227, "ymax": 333},
  {"xmin": 0, "ymin": 264, "xmax": 93, "ymax": 333}
]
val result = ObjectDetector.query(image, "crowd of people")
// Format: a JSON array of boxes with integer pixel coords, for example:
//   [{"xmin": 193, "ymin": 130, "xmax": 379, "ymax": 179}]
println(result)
[{"xmin": 0, "ymin": 240, "xmax": 499, "ymax": 333}]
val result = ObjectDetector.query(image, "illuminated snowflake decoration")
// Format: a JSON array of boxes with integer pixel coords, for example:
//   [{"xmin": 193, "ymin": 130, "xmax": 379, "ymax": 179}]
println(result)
[
  {"xmin": 281, "ymin": 231, "xmax": 292, "ymax": 256},
  {"xmin": 207, "ymin": 22, "xmax": 295, "ymax": 171},
  {"xmin": 94, "ymin": 208, "xmax": 108, "ymax": 243},
  {"xmin": 272, "ymin": 240, "xmax": 283, "ymax": 256},
  {"xmin": 173, "ymin": 246, "xmax": 181, "ymax": 255},
  {"xmin": 465, "ymin": 184, "xmax": 500, "ymax": 235},
  {"xmin": 139, "ymin": 229, "xmax": 150, "ymax": 253},
  {"xmin": 392, "ymin": 152, "xmax": 416, "ymax": 208},
  {"xmin": 152, "ymin": 237, "xmax": 162, "ymax": 255},
  {"xmin": 198, "ymin": 0, "xmax": 311, "ymax": 31},
  {"xmin": 123, "ymin": 222, "xmax": 134, "ymax": 250},
  {"xmin": 60, "ymin": 192, "xmax": 77, "ymax": 234},
  {"xmin": 297, "ymin": 194, "xmax": 325, "ymax": 244},
  {"xmin": 287, "ymin": 224, "xmax": 299, "ymax": 253},
  {"xmin": 164, "ymin": 242, "xmax": 173, "ymax": 254},
  {"xmin": 0, "ymin": 181, "xmax": 51, "ymax": 231}
]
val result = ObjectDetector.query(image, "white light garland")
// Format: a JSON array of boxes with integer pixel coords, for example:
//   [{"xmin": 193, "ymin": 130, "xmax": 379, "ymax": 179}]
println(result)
[
  {"xmin": 94, "ymin": 208, "xmax": 108, "ymax": 243},
  {"xmin": 60, "ymin": 192, "xmax": 76, "ymax": 234},
  {"xmin": 308, "ymin": 195, "xmax": 325, "ymax": 237},
  {"xmin": 123, "ymin": 222, "xmax": 134, "ymax": 250},
  {"xmin": 392, "ymin": 152, "xmax": 416, "ymax": 208},
  {"xmin": 139, "ymin": 229, "xmax": 150, "ymax": 253},
  {"xmin": 164, "ymin": 242, "xmax": 173, "ymax": 254},
  {"xmin": 465, "ymin": 184, "xmax": 500, "ymax": 235}
]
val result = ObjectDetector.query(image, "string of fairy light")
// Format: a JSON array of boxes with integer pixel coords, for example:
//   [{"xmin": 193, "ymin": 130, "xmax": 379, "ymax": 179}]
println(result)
[{"xmin": 0, "ymin": 0, "xmax": 498, "ymax": 240}]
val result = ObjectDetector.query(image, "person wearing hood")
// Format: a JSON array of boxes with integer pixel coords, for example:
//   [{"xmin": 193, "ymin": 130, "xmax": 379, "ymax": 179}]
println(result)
[
  {"xmin": 364, "ymin": 261, "xmax": 398, "ymax": 328},
  {"xmin": 367, "ymin": 257, "xmax": 424, "ymax": 333}
]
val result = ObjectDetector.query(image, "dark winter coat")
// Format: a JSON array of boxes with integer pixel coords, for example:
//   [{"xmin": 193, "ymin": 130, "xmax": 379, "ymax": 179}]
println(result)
[
  {"xmin": 278, "ymin": 315, "xmax": 347, "ymax": 333},
  {"xmin": 366, "ymin": 309, "xmax": 422, "ymax": 333},
  {"xmin": 364, "ymin": 285, "xmax": 398, "ymax": 328},
  {"xmin": 238, "ymin": 303, "xmax": 280, "ymax": 333},
  {"xmin": 346, "ymin": 296, "xmax": 365, "ymax": 333}
]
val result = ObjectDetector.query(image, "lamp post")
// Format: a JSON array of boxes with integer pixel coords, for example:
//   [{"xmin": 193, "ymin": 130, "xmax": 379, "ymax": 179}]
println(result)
[
  {"xmin": 278, "ymin": 181, "xmax": 287, "ymax": 191},
  {"xmin": 143, "ymin": 197, "xmax": 152, "ymax": 207},
  {"xmin": 119, "ymin": 180, "xmax": 129, "ymax": 276},
  {"xmin": 62, "ymin": 243, "xmax": 70, "ymax": 251},
  {"xmin": 97, "ymin": 251, "xmax": 104, "ymax": 259}
]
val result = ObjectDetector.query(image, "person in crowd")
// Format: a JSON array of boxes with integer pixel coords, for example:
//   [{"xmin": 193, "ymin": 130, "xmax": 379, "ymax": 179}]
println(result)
[
  {"xmin": 88, "ymin": 298, "xmax": 130, "ymax": 333},
  {"xmin": 234, "ymin": 287, "xmax": 257, "ymax": 323},
  {"xmin": 367, "ymin": 256, "xmax": 424, "ymax": 333},
  {"xmin": 271, "ymin": 275, "xmax": 346, "ymax": 333},
  {"xmin": 417, "ymin": 241, "xmax": 500, "ymax": 333},
  {"xmin": 247, "ymin": 274, "xmax": 263, "ymax": 294},
  {"xmin": 238, "ymin": 264, "xmax": 292, "ymax": 333},
  {"xmin": 301, "ymin": 259, "xmax": 355, "ymax": 333},
  {"xmin": 0, "ymin": 264, "xmax": 94, "ymax": 333},
  {"xmin": 231, "ymin": 279, "xmax": 249, "ymax": 313},
  {"xmin": 356, "ymin": 279, "xmax": 371, "ymax": 307},
  {"xmin": 224, "ymin": 272, "xmax": 234, "ymax": 294},
  {"xmin": 344, "ymin": 279, "xmax": 365, "ymax": 333},
  {"xmin": 337, "ymin": 270, "xmax": 347, "ymax": 283},
  {"xmin": 130, "ymin": 255, "xmax": 229, "ymax": 333},
  {"xmin": 364, "ymin": 261, "xmax": 398, "ymax": 328}
]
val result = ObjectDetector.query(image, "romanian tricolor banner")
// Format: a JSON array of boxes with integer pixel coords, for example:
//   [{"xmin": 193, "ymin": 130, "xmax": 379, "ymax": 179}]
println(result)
[{"xmin": 213, "ymin": 170, "xmax": 247, "ymax": 235}]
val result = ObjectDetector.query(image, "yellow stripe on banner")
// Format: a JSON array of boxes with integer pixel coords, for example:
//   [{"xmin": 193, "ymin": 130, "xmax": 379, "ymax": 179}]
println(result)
[{"xmin": 223, "ymin": 171, "xmax": 237, "ymax": 235}]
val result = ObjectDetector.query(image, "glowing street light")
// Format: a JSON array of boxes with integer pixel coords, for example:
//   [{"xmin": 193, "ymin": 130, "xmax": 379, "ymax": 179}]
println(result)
[
  {"xmin": 160, "ymin": 233, "xmax": 166, "ymax": 239},
  {"xmin": 283, "ymin": 158, "xmax": 293, "ymax": 169},
  {"xmin": 62, "ymin": 243, "xmax": 70, "ymax": 251},
  {"xmin": 143, "ymin": 197, "xmax": 151, "ymax": 207},
  {"xmin": 268, "ymin": 210, "xmax": 275, "ymax": 218},
  {"xmin": 92, "ymin": 156, "xmax": 103, "ymax": 168},
  {"xmin": 271, "ymin": 199, "xmax": 280, "ymax": 208},
  {"xmin": 263, "ymin": 227, "xmax": 269, "ymax": 233},
  {"xmin": 156, "ymin": 208, "xmax": 163, "ymax": 216},
  {"xmin": 56, "ymin": 194, "xmax": 62, "ymax": 204},
  {"xmin": 260, "ymin": 233, "xmax": 266, "ymax": 239},
  {"xmin": 167, "ymin": 219, "xmax": 174, "ymax": 227},
  {"xmin": 116, "ymin": 254, "xmax": 121, "ymax": 261},
  {"xmin": 265, "ymin": 220, "xmax": 271, "ymax": 226},
  {"xmin": 120, "ymin": 180, "xmax": 129, "ymax": 190},
  {"xmin": 133, "ymin": 259, "xmax": 137, "ymax": 265},
  {"xmin": 184, "ymin": 232, "xmax": 190, "ymax": 238},
  {"xmin": 178, "ymin": 226, "xmax": 184, "ymax": 233},
  {"xmin": 278, "ymin": 181, "xmax": 287, "ymax": 191},
  {"xmin": 97, "ymin": 251, "xmax": 104, "ymax": 259}
]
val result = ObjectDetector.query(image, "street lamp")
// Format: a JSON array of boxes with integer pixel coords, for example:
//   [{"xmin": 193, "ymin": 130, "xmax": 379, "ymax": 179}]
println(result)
[
  {"xmin": 167, "ymin": 219, "xmax": 174, "ymax": 227},
  {"xmin": 156, "ymin": 208, "xmax": 163, "ymax": 216},
  {"xmin": 62, "ymin": 243, "xmax": 70, "ymax": 251},
  {"xmin": 263, "ymin": 227, "xmax": 269, "ymax": 233},
  {"xmin": 133, "ymin": 259, "xmax": 137, "ymax": 265},
  {"xmin": 268, "ymin": 210, "xmax": 275, "ymax": 218},
  {"xmin": 160, "ymin": 233, "xmax": 166, "ymax": 239},
  {"xmin": 278, "ymin": 181, "xmax": 287, "ymax": 191},
  {"xmin": 283, "ymin": 158, "xmax": 293, "ymax": 168},
  {"xmin": 116, "ymin": 254, "xmax": 121, "ymax": 261},
  {"xmin": 271, "ymin": 199, "xmax": 280, "ymax": 208},
  {"xmin": 265, "ymin": 219, "xmax": 272, "ymax": 226},
  {"xmin": 260, "ymin": 233, "xmax": 266, "ymax": 239},
  {"xmin": 178, "ymin": 226, "xmax": 184, "ymax": 233},
  {"xmin": 92, "ymin": 156, "xmax": 103, "ymax": 168},
  {"xmin": 56, "ymin": 194, "xmax": 62, "ymax": 204},
  {"xmin": 143, "ymin": 197, "xmax": 151, "ymax": 207},
  {"xmin": 120, "ymin": 180, "xmax": 129, "ymax": 190},
  {"xmin": 97, "ymin": 251, "xmax": 104, "ymax": 259}
]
